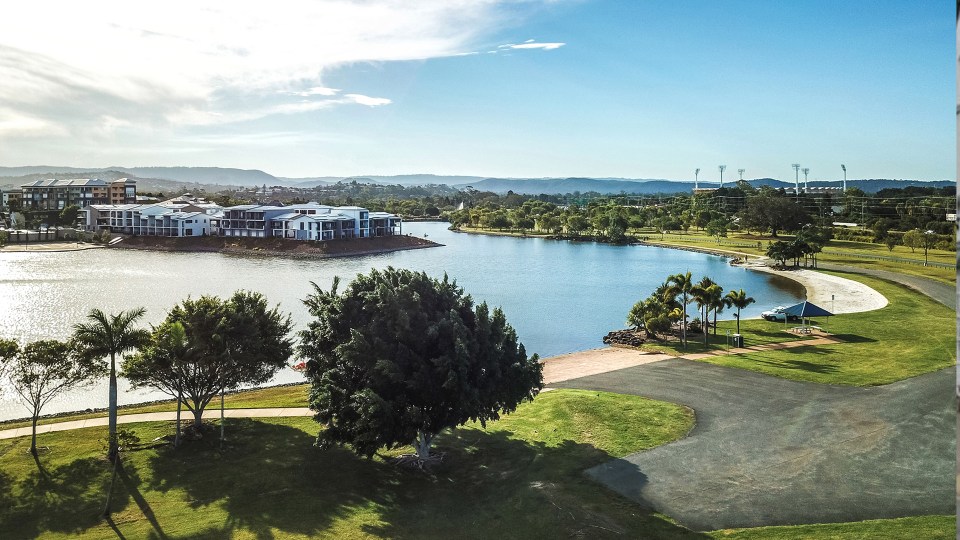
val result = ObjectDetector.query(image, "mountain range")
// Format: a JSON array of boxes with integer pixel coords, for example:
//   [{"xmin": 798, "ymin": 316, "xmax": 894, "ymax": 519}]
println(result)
[{"xmin": 0, "ymin": 166, "xmax": 950, "ymax": 195}]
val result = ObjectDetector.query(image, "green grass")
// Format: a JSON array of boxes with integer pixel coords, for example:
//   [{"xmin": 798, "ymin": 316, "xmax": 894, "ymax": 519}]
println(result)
[
  {"xmin": 693, "ymin": 272, "xmax": 955, "ymax": 385},
  {"xmin": 642, "ymin": 230, "xmax": 955, "ymax": 285},
  {"xmin": 638, "ymin": 319, "xmax": 817, "ymax": 357},
  {"xmin": 709, "ymin": 515, "xmax": 955, "ymax": 539},
  {"xmin": 0, "ymin": 383, "xmax": 311, "ymax": 431},
  {"xmin": 0, "ymin": 390, "xmax": 700, "ymax": 539}
]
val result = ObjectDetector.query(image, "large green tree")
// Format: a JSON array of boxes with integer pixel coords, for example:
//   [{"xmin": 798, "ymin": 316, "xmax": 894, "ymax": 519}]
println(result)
[
  {"xmin": 4, "ymin": 339, "xmax": 104, "ymax": 456},
  {"xmin": 136, "ymin": 291, "xmax": 293, "ymax": 430},
  {"xmin": 299, "ymin": 267, "xmax": 542, "ymax": 461},
  {"xmin": 73, "ymin": 308, "xmax": 149, "ymax": 461}
]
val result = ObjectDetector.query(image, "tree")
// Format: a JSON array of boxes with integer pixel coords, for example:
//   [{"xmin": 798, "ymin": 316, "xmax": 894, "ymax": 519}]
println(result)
[
  {"xmin": 705, "ymin": 283, "xmax": 725, "ymax": 338},
  {"xmin": 58, "ymin": 205, "xmax": 81, "ymax": 228},
  {"xmin": 725, "ymin": 289, "xmax": 756, "ymax": 335},
  {"xmin": 149, "ymin": 291, "xmax": 294, "ymax": 430},
  {"xmin": 299, "ymin": 267, "xmax": 542, "ymax": 461},
  {"xmin": 667, "ymin": 272, "xmax": 694, "ymax": 348},
  {"xmin": 739, "ymin": 193, "xmax": 809, "ymax": 237},
  {"xmin": 122, "ymin": 321, "xmax": 195, "ymax": 447},
  {"xmin": 5, "ymin": 339, "xmax": 104, "ymax": 456},
  {"xmin": 73, "ymin": 308, "xmax": 149, "ymax": 461},
  {"xmin": 901, "ymin": 229, "xmax": 922, "ymax": 253}
]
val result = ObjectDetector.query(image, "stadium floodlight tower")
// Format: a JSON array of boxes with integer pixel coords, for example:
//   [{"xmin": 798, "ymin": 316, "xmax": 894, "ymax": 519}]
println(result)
[
  {"xmin": 738, "ymin": 168, "xmax": 745, "ymax": 181},
  {"xmin": 791, "ymin": 163, "xmax": 801, "ymax": 198},
  {"xmin": 718, "ymin": 165, "xmax": 726, "ymax": 187},
  {"xmin": 694, "ymin": 168, "xmax": 700, "ymax": 190},
  {"xmin": 841, "ymin": 164, "xmax": 847, "ymax": 191},
  {"xmin": 802, "ymin": 167, "xmax": 810, "ymax": 192}
]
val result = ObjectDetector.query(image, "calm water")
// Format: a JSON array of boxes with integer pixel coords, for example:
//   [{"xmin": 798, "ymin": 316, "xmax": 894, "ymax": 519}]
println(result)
[{"xmin": 0, "ymin": 222, "xmax": 802, "ymax": 420}]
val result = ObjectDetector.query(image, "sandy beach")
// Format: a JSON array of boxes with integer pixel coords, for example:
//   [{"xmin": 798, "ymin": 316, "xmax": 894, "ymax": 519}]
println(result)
[{"xmin": 746, "ymin": 263, "xmax": 888, "ymax": 314}]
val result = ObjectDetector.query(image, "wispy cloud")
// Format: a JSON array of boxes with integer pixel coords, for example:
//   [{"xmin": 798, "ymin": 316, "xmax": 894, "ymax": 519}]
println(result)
[
  {"xmin": 0, "ymin": 1, "xmax": 543, "ymax": 136},
  {"xmin": 487, "ymin": 39, "xmax": 567, "ymax": 54}
]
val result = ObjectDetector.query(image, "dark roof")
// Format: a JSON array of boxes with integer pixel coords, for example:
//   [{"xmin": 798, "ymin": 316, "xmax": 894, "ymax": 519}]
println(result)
[{"xmin": 782, "ymin": 301, "xmax": 833, "ymax": 318}]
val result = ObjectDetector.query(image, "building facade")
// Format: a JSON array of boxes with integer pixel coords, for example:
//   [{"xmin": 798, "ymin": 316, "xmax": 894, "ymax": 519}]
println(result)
[
  {"xmin": 219, "ymin": 203, "xmax": 400, "ymax": 240},
  {"xmin": 21, "ymin": 178, "xmax": 137, "ymax": 210}
]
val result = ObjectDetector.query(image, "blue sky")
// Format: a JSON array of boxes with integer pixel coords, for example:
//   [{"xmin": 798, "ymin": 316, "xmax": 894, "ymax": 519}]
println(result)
[{"xmin": 0, "ymin": 0, "xmax": 953, "ymax": 181}]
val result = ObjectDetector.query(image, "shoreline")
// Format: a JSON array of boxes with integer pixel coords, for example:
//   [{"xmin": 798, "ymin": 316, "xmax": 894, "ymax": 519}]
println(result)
[
  {"xmin": 458, "ymin": 227, "xmax": 889, "ymax": 315},
  {"xmin": 2, "ymin": 235, "xmax": 443, "ymax": 259}
]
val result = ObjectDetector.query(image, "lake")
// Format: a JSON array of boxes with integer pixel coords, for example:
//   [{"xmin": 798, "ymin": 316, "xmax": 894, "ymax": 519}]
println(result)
[{"xmin": 0, "ymin": 222, "xmax": 803, "ymax": 420}]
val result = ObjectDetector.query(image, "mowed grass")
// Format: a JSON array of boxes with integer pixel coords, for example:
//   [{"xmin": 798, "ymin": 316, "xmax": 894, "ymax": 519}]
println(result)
[
  {"xmin": 638, "ymin": 320, "xmax": 817, "ymax": 357},
  {"xmin": 709, "ymin": 515, "xmax": 956, "ymax": 539},
  {"xmin": 641, "ymin": 231, "xmax": 955, "ymax": 285},
  {"xmin": 0, "ymin": 389, "xmax": 702, "ymax": 539},
  {"xmin": 694, "ymin": 272, "xmax": 955, "ymax": 385},
  {"xmin": 0, "ymin": 383, "xmax": 311, "ymax": 431}
]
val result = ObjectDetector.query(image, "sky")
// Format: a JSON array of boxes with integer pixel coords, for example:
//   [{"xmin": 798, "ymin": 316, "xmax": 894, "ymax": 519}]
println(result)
[{"xmin": 0, "ymin": 0, "xmax": 954, "ymax": 181}]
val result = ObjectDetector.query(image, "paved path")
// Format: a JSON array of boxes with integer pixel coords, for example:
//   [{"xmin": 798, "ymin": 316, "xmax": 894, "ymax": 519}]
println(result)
[
  {"xmin": 0, "ymin": 408, "xmax": 313, "ymax": 440},
  {"xmin": 815, "ymin": 262, "xmax": 954, "ymax": 309},
  {"xmin": 553, "ymin": 361, "xmax": 956, "ymax": 531}
]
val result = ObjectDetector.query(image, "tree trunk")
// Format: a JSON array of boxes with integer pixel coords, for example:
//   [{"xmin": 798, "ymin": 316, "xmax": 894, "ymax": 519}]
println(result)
[
  {"xmin": 30, "ymin": 415, "xmax": 39, "ymax": 456},
  {"xmin": 108, "ymin": 353, "xmax": 118, "ymax": 462},
  {"xmin": 713, "ymin": 310, "xmax": 718, "ymax": 336},
  {"xmin": 174, "ymin": 394, "xmax": 182, "ymax": 448},
  {"xmin": 735, "ymin": 311, "xmax": 741, "ymax": 334},
  {"xmin": 193, "ymin": 406, "xmax": 203, "ymax": 428},
  {"xmin": 220, "ymin": 390, "xmax": 225, "ymax": 449},
  {"xmin": 414, "ymin": 430, "xmax": 433, "ymax": 460}
]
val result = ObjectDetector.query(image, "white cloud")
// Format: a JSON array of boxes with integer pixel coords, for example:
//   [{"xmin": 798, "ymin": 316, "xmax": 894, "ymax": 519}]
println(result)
[
  {"xmin": 505, "ymin": 41, "xmax": 566, "ymax": 50},
  {"xmin": 0, "ymin": 1, "xmax": 533, "ymax": 134},
  {"xmin": 0, "ymin": 108, "xmax": 69, "ymax": 137},
  {"xmin": 345, "ymin": 94, "xmax": 392, "ymax": 107}
]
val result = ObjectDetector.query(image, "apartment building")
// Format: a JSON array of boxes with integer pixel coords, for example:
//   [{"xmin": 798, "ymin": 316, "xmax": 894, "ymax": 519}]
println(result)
[
  {"xmin": 220, "ymin": 202, "xmax": 400, "ymax": 240},
  {"xmin": 86, "ymin": 198, "xmax": 222, "ymax": 237},
  {"xmin": 21, "ymin": 178, "xmax": 138, "ymax": 210}
]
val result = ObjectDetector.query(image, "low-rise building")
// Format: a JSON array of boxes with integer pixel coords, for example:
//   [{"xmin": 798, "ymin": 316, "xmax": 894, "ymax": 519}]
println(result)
[{"xmin": 219, "ymin": 203, "xmax": 400, "ymax": 240}]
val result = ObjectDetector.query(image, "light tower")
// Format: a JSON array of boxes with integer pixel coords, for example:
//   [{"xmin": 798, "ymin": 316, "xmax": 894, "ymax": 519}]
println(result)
[
  {"xmin": 738, "ymin": 168, "xmax": 745, "ymax": 181},
  {"xmin": 802, "ymin": 167, "xmax": 810, "ymax": 192},
  {"xmin": 791, "ymin": 163, "xmax": 801, "ymax": 198},
  {"xmin": 718, "ymin": 165, "xmax": 726, "ymax": 187},
  {"xmin": 841, "ymin": 164, "xmax": 847, "ymax": 192},
  {"xmin": 694, "ymin": 168, "xmax": 700, "ymax": 190}
]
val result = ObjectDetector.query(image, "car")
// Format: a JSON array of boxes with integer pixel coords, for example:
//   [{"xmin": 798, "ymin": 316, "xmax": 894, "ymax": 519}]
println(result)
[{"xmin": 761, "ymin": 306, "xmax": 800, "ymax": 322}]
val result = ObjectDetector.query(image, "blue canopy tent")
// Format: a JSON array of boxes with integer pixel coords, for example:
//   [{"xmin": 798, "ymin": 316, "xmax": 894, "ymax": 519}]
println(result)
[{"xmin": 782, "ymin": 301, "xmax": 833, "ymax": 332}]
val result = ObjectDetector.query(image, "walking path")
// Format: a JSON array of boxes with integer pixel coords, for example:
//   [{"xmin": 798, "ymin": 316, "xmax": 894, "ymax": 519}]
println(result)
[
  {"xmin": 554, "ymin": 361, "xmax": 956, "ymax": 531},
  {"xmin": 0, "ymin": 334, "xmax": 840, "ymax": 441}
]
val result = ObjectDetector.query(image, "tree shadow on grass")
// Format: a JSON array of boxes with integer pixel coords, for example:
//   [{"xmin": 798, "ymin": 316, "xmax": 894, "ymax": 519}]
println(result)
[
  {"xmin": 362, "ymin": 428, "xmax": 707, "ymax": 539},
  {"xmin": 754, "ymin": 348, "xmax": 840, "ymax": 374},
  {"xmin": 146, "ymin": 418, "xmax": 401, "ymax": 539},
  {"xmin": 827, "ymin": 333, "xmax": 877, "ymax": 344},
  {"xmin": 2, "ymin": 455, "xmax": 125, "ymax": 538}
]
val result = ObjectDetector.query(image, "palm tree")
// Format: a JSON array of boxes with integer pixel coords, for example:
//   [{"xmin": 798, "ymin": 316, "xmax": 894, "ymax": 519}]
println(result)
[
  {"xmin": 667, "ymin": 272, "xmax": 693, "ymax": 347},
  {"xmin": 73, "ymin": 307, "xmax": 149, "ymax": 461},
  {"xmin": 706, "ymin": 284, "xmax": 725, "ymax": 338},
  {"xmin": 724, "ymin": 289, "xmax": 756, "ymax": 335}
]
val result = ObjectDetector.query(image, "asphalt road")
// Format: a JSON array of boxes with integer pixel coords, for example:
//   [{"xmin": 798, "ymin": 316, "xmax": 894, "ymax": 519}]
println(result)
[{"xmin": 553, "ymin": 359, "xmax": 956, "ymax": 531}]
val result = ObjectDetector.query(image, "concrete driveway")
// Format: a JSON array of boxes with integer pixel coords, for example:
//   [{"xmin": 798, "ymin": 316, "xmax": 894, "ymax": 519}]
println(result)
[{"xmin": 552, "ymin": 359, "xmax": 956, "ymax": 531}]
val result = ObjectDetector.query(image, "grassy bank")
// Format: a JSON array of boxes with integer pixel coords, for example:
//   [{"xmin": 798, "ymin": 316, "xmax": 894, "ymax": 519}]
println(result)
[
  {"xmin": 0, "ymin": 389, "xmax": 699, "ymax": 539},
  {"xmin": 686, "ymin": 272, "xmax": 954, "ymax": 385}
]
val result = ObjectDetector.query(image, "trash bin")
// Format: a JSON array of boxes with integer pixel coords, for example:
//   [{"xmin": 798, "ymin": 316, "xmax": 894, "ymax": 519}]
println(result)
[{"xmin": 731, "ymin": 334, "xmax": 744, "ymax": 348}]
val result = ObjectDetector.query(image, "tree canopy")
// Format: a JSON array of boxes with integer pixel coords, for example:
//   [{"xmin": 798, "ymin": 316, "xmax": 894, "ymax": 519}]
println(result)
[
  {"xmin": 299, "ymin": 267, "xmax": 543, "ymax": 460},
  {"xmin": 124, "ymin": 291, "xmax": 293, "ymax": 427}
]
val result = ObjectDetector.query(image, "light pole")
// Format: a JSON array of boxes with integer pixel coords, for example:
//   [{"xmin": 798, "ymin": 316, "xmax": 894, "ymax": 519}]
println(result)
[
  {"xmin": 802, "ymin": 167, "xmax": 810, "ymax": 193},
  {"xmin": 791, "ymin": 163, "xmax": 801, "ymax": 200},
  {"xmin": 738, "ymin": 168, "xmax": 745, "ymax": 181},
  {"xmin": 694, "ymin": 168, "xmax": 700, "ymax": 190},
  {"xmin": 718, "ymin": 165, "xmax": 726, "ymax": 187},
  {"xmin": 840, "ymin": 164, "xmax": 847, "ymax": 192}
]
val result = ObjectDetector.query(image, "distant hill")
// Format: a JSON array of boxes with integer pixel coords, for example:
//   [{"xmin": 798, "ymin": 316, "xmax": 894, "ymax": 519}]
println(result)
[
  {"xmin": 0, "ymin": 166, "xmax": 951, "ymax": 194},
  {"xmin": 0, "ymin": 166, "xmax": 277, "ymax": 187},
  {"xmin": 456, "ymin": 177, "xmax": 953, "ymax": 195}
]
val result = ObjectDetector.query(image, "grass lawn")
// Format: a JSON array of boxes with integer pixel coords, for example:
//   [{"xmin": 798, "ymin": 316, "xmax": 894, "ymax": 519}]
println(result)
[
  {"xmin": 691, "ymin": 272, "xmax": 955, "ymax": 385},
  {"xmin": 641, "ymin": 231, "xmax": 955, "ymax": 285},
  {"xmin": 0, "ymin": 390, "xmax": 701, "ymax": 539},
  {"xmin": 638, "ymin": 319, "xmax": 817, "ymax": 357},
  {"xmin": 709, "ymin": 515, "xmax": 956, "ymax": 539}
]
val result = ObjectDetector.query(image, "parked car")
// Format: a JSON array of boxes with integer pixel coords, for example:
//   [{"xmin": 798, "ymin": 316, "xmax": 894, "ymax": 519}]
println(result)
[{"xmin": 761, "ymin": 306, "xmax": 800, "ymax": 322}]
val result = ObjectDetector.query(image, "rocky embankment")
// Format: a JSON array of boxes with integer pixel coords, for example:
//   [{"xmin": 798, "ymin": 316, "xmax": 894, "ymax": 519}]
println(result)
[
  {"xmin": 113, "ymin": 234, "xmax": 441, "ymax": 259},
  {"xmin": 602, "ymin": 329, "xmax": 646, "ymax": 347}
]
